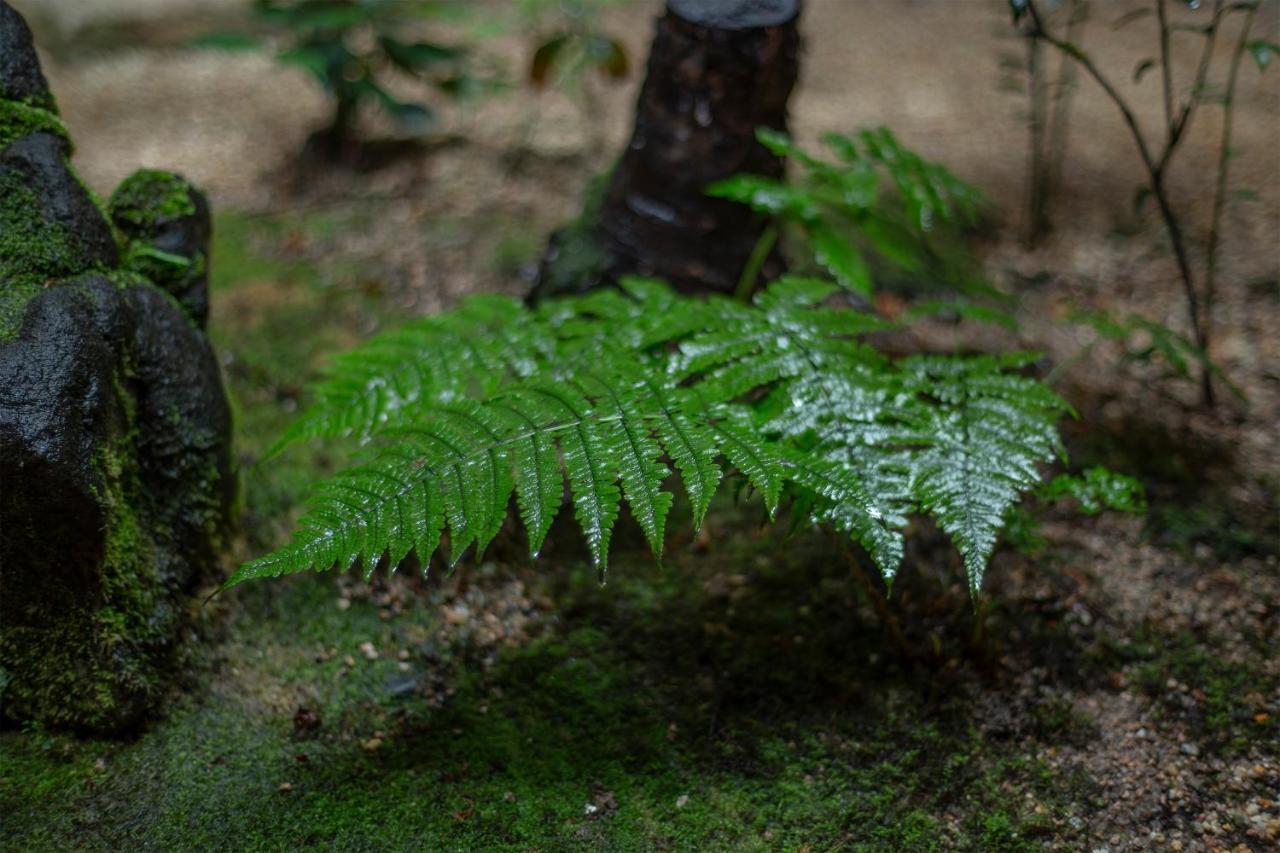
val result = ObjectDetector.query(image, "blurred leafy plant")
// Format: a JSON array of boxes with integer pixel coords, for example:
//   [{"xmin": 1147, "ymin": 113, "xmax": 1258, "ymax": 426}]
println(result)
[
  {"xmin": 524, "ymin": 0, "xmax": 629, "ymax": 90},
  {"xmin": 198, "ymin": 0, "xmax": 482, "ymax": 156},
  {"xmin": 229, "ymin": 277, "xmax": 1137, "ymax": 599},
  {"xmin": 1012, "ymin": 0, "xmax": 1270, "ymax": 406},
  {"xmin": 707, "ymin": 128, "xmax": 987, "ymax": 302},
  {"xmin": 1004, "ymin": 466, "xmax": 1145, "ymax": 554},
  {"xmin": 516, "ymin": 0, "xmax": 630, "ymax": 161},
  {"xmin": 1057, "ymin": 310, "xmax": 1245, "ymax": 401},
  {"xmin": 1039, "ymin": 467, "xmax": 1145, "ymax": 515}
]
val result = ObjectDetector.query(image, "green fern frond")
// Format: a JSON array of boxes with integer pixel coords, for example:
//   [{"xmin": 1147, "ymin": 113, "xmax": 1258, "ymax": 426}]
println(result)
[
  {"xmin": 898, "ymin": 354, "xmax": 1069, "ymax": 594},
  {"xmin": 231, "ymin": 279, "xmax": 1079, "ymax": 597},
  {"xmin": 270, "ymin": 294, "xmax": 548, "ymax": 454},
  {"xmin": 779, "ymin": 449, "xmax": 904, "ymax": 577},
  {"xmin": 765, "ymin": 350, "xmax": 1069, "ymax": 592},
  {"xmin": 676, "ymin": 276, "xmax": 889, "ymax": 401}
]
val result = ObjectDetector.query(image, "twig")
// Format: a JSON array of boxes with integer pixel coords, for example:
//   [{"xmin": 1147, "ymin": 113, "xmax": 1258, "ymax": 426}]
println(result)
[
  {"xmin": 1045, "ymin": 0, "xmax": 1086, "ymax": 210},
  {"xmin": 1203, "ymin": 1, "xmax": 1260, "ymax": 373},
  {"xmin": 1155, "ymin": 0, "xmax": 1226, "ymax": 176},
  {"xmin": 1023, "ymin": 29, "xmax": 1049, "ymax": 246},
  {"xmin": 1157, "ymin": 0, "xmax": 1176, "ymax": 139}
]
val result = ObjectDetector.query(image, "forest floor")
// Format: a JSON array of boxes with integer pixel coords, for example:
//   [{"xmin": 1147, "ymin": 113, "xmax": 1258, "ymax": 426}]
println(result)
[{"xmin": 2, "ymin": 1, "xmax": 1279, "ymax": 850}]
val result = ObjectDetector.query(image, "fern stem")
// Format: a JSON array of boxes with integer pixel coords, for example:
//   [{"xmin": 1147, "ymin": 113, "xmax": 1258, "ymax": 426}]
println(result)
[
  {"xmin": 734, "ymin": 223, "xmax": 779, "ymax": 303},
  {"xmin": 1203, "ymin": 0, "xmax": 1258, "ymax": 395}
]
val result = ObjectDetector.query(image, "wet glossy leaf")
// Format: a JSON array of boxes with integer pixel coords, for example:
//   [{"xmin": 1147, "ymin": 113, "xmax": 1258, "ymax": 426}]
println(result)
[{"xmin": 808, "ymin": 221, "xmax": 872, "ymax": 296}]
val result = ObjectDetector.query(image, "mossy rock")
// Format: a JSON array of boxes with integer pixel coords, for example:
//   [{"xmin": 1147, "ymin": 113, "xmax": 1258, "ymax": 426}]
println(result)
[
  {"xmin": 110, "ymin": 169, "xmax": 212, "ymax": 325},
  {"xmin": 0, "ymin": 0, "xmax": 233, "ymax": 733}
]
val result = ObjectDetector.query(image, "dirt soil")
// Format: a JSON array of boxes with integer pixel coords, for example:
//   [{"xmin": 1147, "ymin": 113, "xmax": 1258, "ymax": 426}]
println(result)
[{"xmin": 3, "ymin": 0, "xmax": 1279, "ymax": 850}]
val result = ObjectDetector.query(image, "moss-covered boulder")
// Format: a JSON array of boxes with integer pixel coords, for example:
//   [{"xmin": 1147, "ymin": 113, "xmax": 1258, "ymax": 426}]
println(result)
[
  {"xmin": 0, "ymin": 0, "xmax": 233, "ymax": 733},
  {"xmin": 110, "ymin": 169, "xmax": 213, "ymax": 326}
]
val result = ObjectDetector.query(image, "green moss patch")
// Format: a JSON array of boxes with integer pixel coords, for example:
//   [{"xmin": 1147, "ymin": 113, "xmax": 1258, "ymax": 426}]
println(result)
[
  {"xmin": 109, "ymin": 169, "xmax": 197, "ymax": 230},
  {"xmin": 0, "ymin": 558, "xmax": 1079, "ymax": 850},
  {"xmin": 0, "ymin": 100, "xmax": 69, "ymax": 151},
  {"xmin": 0, "ymin": 169, "xmax": 96, "ymax": 341}
]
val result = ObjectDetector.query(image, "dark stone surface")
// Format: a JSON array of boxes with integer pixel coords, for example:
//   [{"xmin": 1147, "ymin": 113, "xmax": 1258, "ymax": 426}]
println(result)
[
  {"xmin": 2, "ymin": 132, "xmax": 120, "ymax": 271},
  {"xmin": 533, "ymin": 0, "xmax": 800, "ymax": 299},
  {"xmin": 0, "ymin": 282, "xmax": 120, "ymax": 611},
  {"xmin": 0, "ymin": 0, "xmax": 233, "ymax": 733},
  {"xmin": 126, "ymin": 281, "xmax": 234, "ymax": 565},
  {"xmin": 0, "ymin": 0, "xmax": 51, "ymax": 106}
]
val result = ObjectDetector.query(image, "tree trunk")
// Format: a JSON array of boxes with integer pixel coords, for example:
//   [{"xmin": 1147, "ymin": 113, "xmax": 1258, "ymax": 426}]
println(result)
[{"xmin": 533, "ymin": 0, "xmax": 801, "ymax": 299}]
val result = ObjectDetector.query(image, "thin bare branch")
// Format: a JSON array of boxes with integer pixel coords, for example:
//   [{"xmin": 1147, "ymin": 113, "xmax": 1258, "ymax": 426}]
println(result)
[
  {"xmin": 1157, "ymin": 0, "xmax": 1176, "ymax": 139},
  {"xmin": 1203, "ymin": 0, "xmax": 1260, "ymax": 390}
]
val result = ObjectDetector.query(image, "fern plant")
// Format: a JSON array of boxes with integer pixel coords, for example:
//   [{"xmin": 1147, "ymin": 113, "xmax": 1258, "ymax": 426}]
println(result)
[
  {"xmin": 228, "ymin": 277, "xmax": 1131, "ymax": 597},
  {"xmin": 707, "ymin": 127, "xmax": 987, "ymax": 301}
]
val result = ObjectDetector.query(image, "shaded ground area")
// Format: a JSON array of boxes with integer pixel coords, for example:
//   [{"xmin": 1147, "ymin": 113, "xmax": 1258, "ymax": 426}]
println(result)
[{"xmin": 2, "ymin": 1, "xmax": 1279, "ymax": 850}]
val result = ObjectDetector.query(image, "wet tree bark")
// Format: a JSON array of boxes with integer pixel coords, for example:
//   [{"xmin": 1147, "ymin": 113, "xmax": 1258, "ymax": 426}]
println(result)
[{"xmin": 533, "ymin": 0, "xmax": 801, "ymax": 299}]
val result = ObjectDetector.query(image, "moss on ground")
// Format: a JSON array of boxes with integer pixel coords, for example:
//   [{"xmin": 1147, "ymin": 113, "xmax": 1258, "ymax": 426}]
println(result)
[
  {"xmin": 206, "ymin": 210, "xmax": 379, "ymax": 543},
  {"xmin": 0, "ymin": 559, "xmax": 1075, "ymax": 851}
]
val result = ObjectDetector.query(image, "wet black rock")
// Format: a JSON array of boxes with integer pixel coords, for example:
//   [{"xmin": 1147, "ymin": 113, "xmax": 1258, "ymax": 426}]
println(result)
[
  {"xmin": 3, "ymin": 131, "xmax": 120, "ymax": 270},
  {"xmin": 0, "ymin": 0, "xmax": 51, "ymax": 107},
  {"xmin": 0, "ymin": 0, "xmax": 233, "ymax": 733}
]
